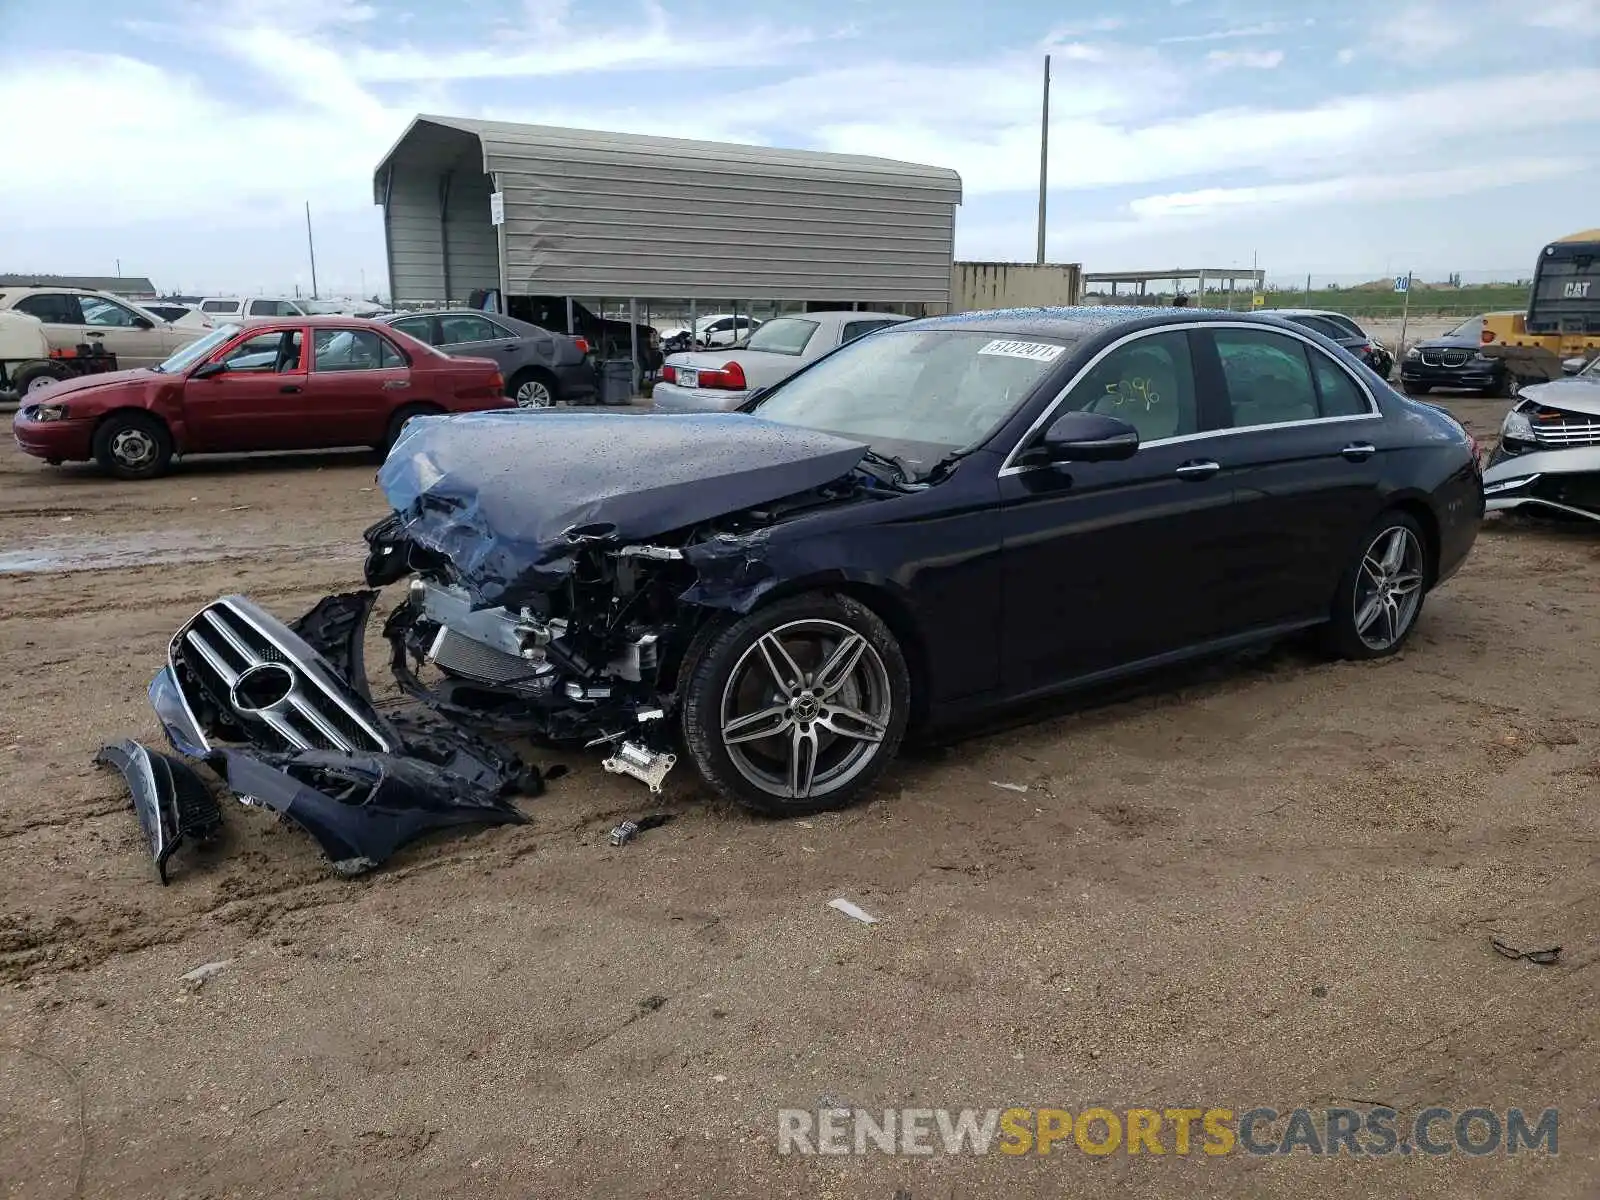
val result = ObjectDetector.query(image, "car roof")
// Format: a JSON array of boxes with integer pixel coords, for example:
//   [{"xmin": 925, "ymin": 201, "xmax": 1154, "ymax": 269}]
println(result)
[
  {"xmin": 236, "ymin": 315, "xmax": 414, "ymax": 330},
  {"xmin": 1273, "ymin": 308, "xmax": 1357, "ymax": 320},
  {"xmin": 5, "ymin": 285, "xmax": 136, "ymax": 299},
  {"xmin": 902, "ymin": 305, "xmax": 1321, "ymax": 340}
]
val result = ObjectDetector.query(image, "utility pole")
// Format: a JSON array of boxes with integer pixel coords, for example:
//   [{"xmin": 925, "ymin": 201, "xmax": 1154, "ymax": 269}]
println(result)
[
  {"xmin": 115, "ymin": 258, "xmax": 122, "ymax": 278},
  {"xmin": 1036, "ymin": 54, "xmax": 1051, "ymax": 265},
  {"xmin": 305, "ymin": 202, "xmax": 320, "ymax": 300}
]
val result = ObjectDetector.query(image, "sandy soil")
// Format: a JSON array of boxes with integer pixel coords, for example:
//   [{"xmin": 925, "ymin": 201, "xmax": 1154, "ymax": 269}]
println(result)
[{"xmin": 3, "ymin": 399, "xmax": 1598, "ymax": 1199}]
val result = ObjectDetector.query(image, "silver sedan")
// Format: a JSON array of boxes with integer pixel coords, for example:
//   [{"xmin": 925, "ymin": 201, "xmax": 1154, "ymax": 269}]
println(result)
[{"xmin": 651, "ymin": 310, "xmax": 909, "ymax": 413}]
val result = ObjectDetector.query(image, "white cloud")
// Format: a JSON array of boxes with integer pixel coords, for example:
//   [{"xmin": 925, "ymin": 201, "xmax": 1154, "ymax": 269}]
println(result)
[
  {"xmin": 1127, "ymin": 158, "xmax": 1575, "ymax": 218},
  {"xmin": 1043, "ymin": 16, "xmax": 1127, "ymax": 39},
  {"xmin": 806, "ymin": 67, "xmax": 1600, "ymax": 195},
  {"xmin": 348, "ymin": 8, "xmax": 817, "ymax": 81},
  {"xmin": 1206, "ymin": 48, "xmax": 1285, "ymax": 69},
  {"xmin": 1159, "ymin": 22, "xmax": 1286, "ymax": 43},
  {"xmin": 1510, "ymin": 0, "xmax": 1600, "ymax": 31}
]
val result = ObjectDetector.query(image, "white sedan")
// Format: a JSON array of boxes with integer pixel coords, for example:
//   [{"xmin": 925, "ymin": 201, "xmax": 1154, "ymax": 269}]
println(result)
[{"xmin": 651, "ymin": 310, "xmax": 910, "ymax": 413}]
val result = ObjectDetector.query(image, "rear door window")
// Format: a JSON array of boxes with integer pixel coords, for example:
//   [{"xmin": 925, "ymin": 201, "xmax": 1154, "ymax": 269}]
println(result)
[
  {"xmin": 1211, "ymin": 328, "xmax": 1321, "ymax": 427},
  {"xmin": 312, "ymin": 329, "xmax": 404, "ymax": 371},
  {"xmin": 15, "ymin": 293, "xmax": 85, "ymax": 324},
  {"xmin": 437, "ymin": 314, "xmax": 502, "ymax": 346},
  {"xmin": 202, "ymin": 300, "xmax": 240, "ymax": 315}
]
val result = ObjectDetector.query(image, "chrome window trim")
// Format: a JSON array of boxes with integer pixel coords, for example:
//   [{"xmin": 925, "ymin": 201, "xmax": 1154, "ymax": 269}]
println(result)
[{"xmin": 996, "ymin": 319, "xmax": 1382, "ymax": 477}]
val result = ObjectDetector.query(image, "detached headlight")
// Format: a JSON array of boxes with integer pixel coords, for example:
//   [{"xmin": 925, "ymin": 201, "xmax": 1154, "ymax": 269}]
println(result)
[
  {"xmin": 30, "ymin": 402, "xmax": 70, "ymax": 422},
  {"xmin": 1502, "ymin": 409, "xmax": 1534, "ymax": 441}
]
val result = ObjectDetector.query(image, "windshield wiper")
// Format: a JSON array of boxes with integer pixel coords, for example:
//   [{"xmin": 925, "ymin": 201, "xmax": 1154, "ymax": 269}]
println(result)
[{"xmin": 858, "ymin": 447, "xmax": 916, "ymax": 485}]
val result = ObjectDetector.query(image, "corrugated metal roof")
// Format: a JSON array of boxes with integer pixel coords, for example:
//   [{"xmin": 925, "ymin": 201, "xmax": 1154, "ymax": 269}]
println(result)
[
  {"xmin": 374, "ymin": 115, "xmax": 962, "ymax": 305},
  {"xmin": 376, "ymin": 116, "xmax": 962, "ymax": 196}
]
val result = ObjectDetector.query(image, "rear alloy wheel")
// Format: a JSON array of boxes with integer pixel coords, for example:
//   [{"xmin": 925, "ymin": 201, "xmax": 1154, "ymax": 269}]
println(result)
[
  {"xmin": 1325, "ymin": 513, "xmax": 1429, "ymax": 660},
  {"xmin": 680, "ymin": 594, "xmax": 910, "ymax": 816},
  {"xmin": 92, "ymin": 412, "xmax": 173, "ymax": 480},
  {"xmin": 511, "ymin": 371, "xmax": 559, "ymax": 409}
]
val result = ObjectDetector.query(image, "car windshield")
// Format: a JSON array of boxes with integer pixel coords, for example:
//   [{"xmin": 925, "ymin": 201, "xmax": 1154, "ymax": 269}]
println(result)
[
  {"xmin": 743, "ymin": 318, "xmax": 818, "ymax": 356},
  {"xmin": 750, "ymin": 328, "xmax": 1072, "ymax": 470},
  {"xmin": 1446, "ymin": 317, "xmax": 1484, "ymax": 340},
  {"xmin": 153, "ymin": 324, "xmax": 240, "ymax": 373}
]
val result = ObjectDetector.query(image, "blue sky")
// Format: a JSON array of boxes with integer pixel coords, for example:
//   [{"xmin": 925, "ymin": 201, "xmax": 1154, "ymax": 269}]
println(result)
[{"xmin": 0, "ymin": 0, "xmax": 1595, "ymax": 296}]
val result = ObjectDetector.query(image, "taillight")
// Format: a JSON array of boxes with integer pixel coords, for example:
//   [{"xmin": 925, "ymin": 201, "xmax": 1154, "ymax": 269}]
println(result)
[
  {"xmin": 700, "ymin": 361, "xmax": 747, "ymax": 390},
  {"xmin": 574, "ymin": 337, "xmax": 590, "ymax": 355},
  {"xmin": 1481, "ymin": 329, "xmax": 1495, "ymax": 345},
  {"xmin": 489, "ymin": 370, "xmax": 504, "ymax": 393},
  {"xmin": 662, "ymin": 364, "xmax": 677, "ymax": 383}
]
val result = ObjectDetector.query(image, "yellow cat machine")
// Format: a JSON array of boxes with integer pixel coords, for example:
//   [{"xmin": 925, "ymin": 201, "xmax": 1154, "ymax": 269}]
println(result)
[{"xmin": 1480, "ymin": 229, "xmax": 1600, "ymax": 385}]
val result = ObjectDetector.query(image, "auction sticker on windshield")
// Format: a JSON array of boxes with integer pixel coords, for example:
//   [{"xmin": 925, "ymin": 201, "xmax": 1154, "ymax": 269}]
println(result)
[{"xmin": 978, "ymin": 339, "xmax": 1065, "ymax": 362}]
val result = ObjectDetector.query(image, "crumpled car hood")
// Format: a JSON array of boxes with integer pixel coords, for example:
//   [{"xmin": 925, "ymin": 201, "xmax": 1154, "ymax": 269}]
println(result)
[
  {"xmin": 376, "ymin": 411, "xmax": 868, "ymax": 606},
  {"xmin": 1518, "ymin": 375, "xmax": 1600, "ymax": 417}
]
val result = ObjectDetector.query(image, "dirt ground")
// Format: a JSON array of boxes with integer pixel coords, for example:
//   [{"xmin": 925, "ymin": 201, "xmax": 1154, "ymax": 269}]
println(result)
[{"xmin": 3, "ymin": 395, "xmax": 1598, "ymax": 1199}]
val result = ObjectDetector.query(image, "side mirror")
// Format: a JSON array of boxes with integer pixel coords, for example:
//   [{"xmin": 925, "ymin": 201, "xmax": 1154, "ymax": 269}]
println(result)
[
  {"xmin": 1562, "ymin": 357, "xmax": 1586, "ymax": 376},
  {"xmin": 192, "ymin": 361, "xmax": 228, "ymax": 379},
  {"xmin": 1039, "ymin": 410, "xmax": 1140, "ymax": 462},
  {"xmin": 134, "ymin": 316, "xmax": 153, "ymax": 330}
]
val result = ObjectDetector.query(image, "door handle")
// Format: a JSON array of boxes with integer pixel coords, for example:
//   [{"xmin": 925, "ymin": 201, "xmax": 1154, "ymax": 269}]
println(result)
[
  {"xmin": 279, "ymin": 384, "xmax": 302, "ymax": 394},
  {"xmin": 382, "ymin": 380, "xmax": 410, "ymax": 390},
  {"xmin": 1175, "ymin": 459, "xmax": 1221, "ymax": 480},
  {"xmin": 1341, "ymin": 442, "xmax": 1376, "ymax": 461},
  {"xmin": 85, "ymin": 330, "xmax": 106, "ymax": 337}
]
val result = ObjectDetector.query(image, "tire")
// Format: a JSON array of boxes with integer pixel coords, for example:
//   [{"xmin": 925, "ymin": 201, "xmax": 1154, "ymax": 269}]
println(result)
[
  {"xmin": 383, "ymin": 404, "xmax": 441, "ymax": 452},
  {"xmin": 1488, "ymin": 370, "xmax": 1517, "ymax": 399},
  {"xmin": 678, "ymin": 592, "xmax": 911, "ymax": 816},
  {"xmin": 1401, "ymin": 381, "xmax": 1431, "ymax": 396},
  {"xmin": 12, "ymin": 361, "xmax": 71, "ymax": 396},
  {"xmin": 91, "ymin": 411, "xmax": 173, "ymax": 480},
  {"xmin": 1323, "ymin": 511, "xmax": 1430, "ymax": 661},
  {"xmin": 508, "ymin": 368, "xmax": 560, "ymax": 409}
]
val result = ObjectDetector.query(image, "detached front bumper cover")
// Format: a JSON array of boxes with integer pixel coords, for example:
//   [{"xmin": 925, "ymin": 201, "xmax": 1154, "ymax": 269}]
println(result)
[{"xmin": 147, "ymin": 592, "xmax": 542, "ymax": 877}]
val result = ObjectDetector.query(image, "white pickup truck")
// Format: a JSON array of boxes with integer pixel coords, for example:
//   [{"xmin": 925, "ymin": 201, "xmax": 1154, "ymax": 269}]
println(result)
[{"xmin": 197, "ymin": 296, "xmax": 314, "ymax": 320}]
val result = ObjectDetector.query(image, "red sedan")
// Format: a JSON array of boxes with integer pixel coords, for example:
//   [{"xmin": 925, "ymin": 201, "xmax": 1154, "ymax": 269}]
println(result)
[{"xmin": 11, "ymin": 316, "xmax": 513, "ymax": 479}]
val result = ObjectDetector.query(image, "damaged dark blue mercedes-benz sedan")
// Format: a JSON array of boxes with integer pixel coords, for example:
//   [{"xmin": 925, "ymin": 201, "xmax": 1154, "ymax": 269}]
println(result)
[{"xmin": 140, "ymin": 307, "xmax": 1483, "ymax": 836}]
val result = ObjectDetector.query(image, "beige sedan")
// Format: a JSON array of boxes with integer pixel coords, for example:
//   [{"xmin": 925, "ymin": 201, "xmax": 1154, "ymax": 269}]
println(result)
[{"xmin": 0, "ymin": 286, "xmax": 204, "ymax": 369}]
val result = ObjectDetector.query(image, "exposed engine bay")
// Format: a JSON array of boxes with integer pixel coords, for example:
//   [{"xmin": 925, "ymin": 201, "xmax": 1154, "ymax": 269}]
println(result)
[{"xmin": 363, "ymin": 412, "xmax": 896, "ymax": 785}]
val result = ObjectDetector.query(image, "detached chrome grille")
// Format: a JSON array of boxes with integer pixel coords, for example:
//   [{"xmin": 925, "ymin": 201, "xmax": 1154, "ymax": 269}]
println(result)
[{"xmin": 170, "ymin": 597, "xmax": 393, "ymax": 754}]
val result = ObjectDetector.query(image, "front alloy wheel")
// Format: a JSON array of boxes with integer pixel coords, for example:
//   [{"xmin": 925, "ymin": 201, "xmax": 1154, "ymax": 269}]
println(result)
[{"xmin": 680, "ymin": 594, "xmax": 910, "ymax": 815}]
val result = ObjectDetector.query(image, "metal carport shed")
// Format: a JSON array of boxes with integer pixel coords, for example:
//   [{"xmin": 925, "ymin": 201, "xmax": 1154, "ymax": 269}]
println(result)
[{"xmin": 373, "ymin": 116, "xmax": 962, "ymax": 376}]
